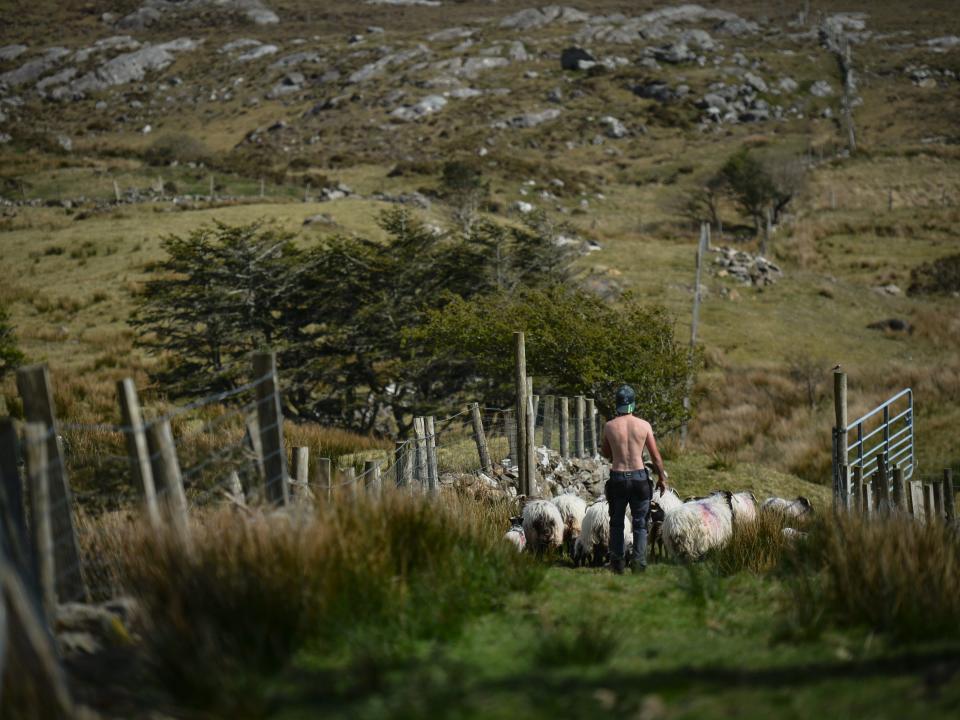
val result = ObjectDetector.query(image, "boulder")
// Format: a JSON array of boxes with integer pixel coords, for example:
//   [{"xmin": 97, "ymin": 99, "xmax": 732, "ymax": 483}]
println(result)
[
  {"xmin": 867, "ymin": 318, "xmax": 913, "ymax": 334},
  {"xmin": 0, "ymin": 47, "xmax": 70, "ymax": 88},
  {"xmin": 237, "ymin": 44, "xmax": 279, "ymax": 62},
  {"xmin": 270, "ymin": 51, "xmax": 321, "ymax": 69},
  {"xmin": 654, "ymin": 41, "xmax": 694, "ymax": 64},
  {"xmin": 633, "ymin": 81, "xmax": 674, "ymax": 102},
  {"xmin": 713, "ymin": 17, "xmax": 759, "ymax": 36},
  {"xmin": 494, "ymin": 107, "xmax": 562, "ymax": 129},
  {"xmin": 390, "ymin": 94, "xmax": 447, "ymax": 121},
  {"xmin": 778, "ymin": 77, "xmax": 799, "ymax": 93},
  {"xmin": 600, "ymin": 115, "xmax": 627, "ymax": 138},
  {"xmin": 0, "ymin": 45, "xmax": 28, "ymax": 63},
  {"xmin": 744, "ymin": 72, "xmax": 768, "ymax": 93},
  {"xmin": 809, "ymin": 79, "xmax": 833, "ymax": 97}
]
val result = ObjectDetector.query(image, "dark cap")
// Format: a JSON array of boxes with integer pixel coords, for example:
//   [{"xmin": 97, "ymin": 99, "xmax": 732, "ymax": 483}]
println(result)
[{"xmin": 615, "ymin": 384, "xmax": 636, "ymax": 415}]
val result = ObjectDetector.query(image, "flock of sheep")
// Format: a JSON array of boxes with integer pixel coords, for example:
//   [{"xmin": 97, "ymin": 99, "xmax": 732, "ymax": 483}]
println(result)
[{"xmin": 504, "ymin": 487, "xmax": 813, "ymax": 566}]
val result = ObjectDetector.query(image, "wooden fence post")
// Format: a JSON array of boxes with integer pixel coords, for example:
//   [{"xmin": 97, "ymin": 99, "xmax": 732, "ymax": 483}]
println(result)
[
  {"xmin": 364, "ymin": 460, "xmax": 382, "ymax": 497},
  {"xmin": 341, "ymin": 467, "xmax": 357, "ymax": 499},
  {"xmin": 504, "ymin": 410, "xmax": 518, "ymax": 467},
  {"xmin": 425, "ymin": 416, "xmax": 439, "ymax": 496},
  {"xmin": 944, "ymin": 469, "xmax": 956, "ymax": 523},
  {"xmin": 514, "ymin": 332, "xmax": 528, "ymax": 496},
  {"xmin": 146, "ymin": 419, "xmax": 191, "ymax": 547},
  {"xmin": 923, "ymin": 483, "xmax": 935, "ymax": 523},
  {"xmin": 243, "ymin": 414, "xmax": 265, "ymax": 488},
  {"xmin": 876, "ymin": 456, "xmax": 888, "ymax": 514},
  {"xmin": 0, "ymin": 418, "xmax": 34, "ymax": 591},
  {"xmin": 23, "ymin": 423, "xmax": 55, "ymax": 623},
  {"xmin": 413, "ymin": 417, "xmax": 428, "ymax": 491},
  {"xmin": 315, "ymin": 457, "xmax": 332, "ymax": 501},
  {"xmin": 543, "ymin": 395, "xmax": 555, "ymax": 451},
  {"xmin": 16, "ymin": 365, "xmax": 85, "ymax": 603},
  {"xmin": 291, "ymin": 446, "xmax": 309, "ymax": 501},
  {"xmin": 117, "ymin": 379, "xmax": 162, "ymax": 530},
  {"xmin": 909, "ymin": 480, "xmax": 924, "ymax": 520},
  {"xmin": 933, "ymin": 478, "xmax": 945, "ymax": 521},
  {"xmin": 253, "ymin": 352, "xmax": 289, "ymax": 506},
  {"xmin": 575, "ymin": 396, "xmax": 585, "ymax": 459},
  {"xmin": 852, "ymin": 465, "xmax": 863, "ymax": 514},
  {"xmin": 525, "ymin": 389, "xmax": 536, "ymax": 495},
  {"xmin": 833, "ymin": 369, "xmax": 848, "ymax": 509},
  {"xmin": 586, "ymin": 398, "xmax": 597, "ymax": 457},
  {"xmin": 892, "ymin": 466, "xmax": 906, "ymax": 513},
  {"xmin": 470, "ymin": 403, "xmax": 491, "ymax": 473},
  {"xmin": 863, "ymin": 481, "xmax": 873, "ymax": 518},
  {"xmin": 559, "ymin": 397, "xmax": 569, "ymax": 459}
]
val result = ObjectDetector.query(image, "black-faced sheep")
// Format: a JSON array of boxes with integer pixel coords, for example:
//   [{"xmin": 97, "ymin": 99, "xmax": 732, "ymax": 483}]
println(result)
[
  {"xmin": 662, "ymin": 491, "xmax": 734, "ymax": 561},
  {"xmin": 552, "ymin": 493, "xmax": 587, "ymax": 557},
  {"xmin": 503, "ymin": 515, "xmax": 526, "ymax": 552},
  {"xmin": 649, "ymin": 486, "xmax": 683, "ymax": 562},
  {"xmin": 731, "ymin": 491, "xmax": 758, "ymax": 523},
  {"xmin": 573, "ymin": 499, "xmax": 633, "ymax": 567},
  {"xmin": 762, "ymin": 496, "xmax": 813, "ymax": 517},
  {"xmin": 522, "ymin": 499, "xmax": 564, "ymax": 556}
]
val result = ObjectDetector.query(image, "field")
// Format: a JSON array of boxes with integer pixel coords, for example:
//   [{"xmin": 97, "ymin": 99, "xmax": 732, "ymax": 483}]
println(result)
[{"xmin": 3, "ymin": 1, "xmax": 960, "ymax": 717}]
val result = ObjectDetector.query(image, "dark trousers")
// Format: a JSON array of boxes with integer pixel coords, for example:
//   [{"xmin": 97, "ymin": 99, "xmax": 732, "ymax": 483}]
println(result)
[{"xmin": 605, "ymin": 469, "xmax": 651, "ymax": 568}]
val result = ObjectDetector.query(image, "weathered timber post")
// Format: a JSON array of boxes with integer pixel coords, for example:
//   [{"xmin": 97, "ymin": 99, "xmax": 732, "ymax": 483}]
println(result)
[
  {"xmin": 16, "ymin": 365, "xmax": 85, "ymax": 603},
  {"xmin": 425, "ymin": 416, "xmax": 439, "ymax": 497},
  {"xmin": 838, "ymin": 464, "xmax": 849, "ymax": 511},
  {"xmin": 146, "ymin": 419, "xmax": 191, "ymax": 547},
  {"xmin": 225, "ymin": 471, "xmax": 245, "ymax": 508},
  {"xmin": 0, "ymin": 418, "xmax": 34, "ymax": 590},
  {"xmin": 909, "ymin": 480, "xmax": 925, "ymax": 520},
  {"xmin": 559, "ymin": 397, "xmax": 570, "ymax": 459},
  {"xmin": 681, "ymin": 223, "xmax": 707, "ymax": 446},
  {"xmin": 586, "ymin": 398, "xmax": 597, "ymax": 457},
  {"xmin": 504, "ymin": 410, "xmax": 518, "ymax": 467},
  {"xmin": 470, "ymin": 403, "xmax": 491, "ymax": 473},
  {"xmin": 253, "ymin": 352, "xmax": 289, "ymax": 506},
  {"xmin": 23, "ymin": 423, "xmax": 55, "ymax": 623},
  {"xmin": 526, "ymin": 388, "xmax": 537, "ymax": 495},
  {"xmin": 315, "ymin": 457, "xmax": 332, "ymax": 501},
  {"xmin": 923, "ymin": 483, "xmax": 935, "ymax": 523},
  {"xmin": 862, "ymin": 481, "xmax": 873, "ymax": 518},
  {"xmin": 892, "ymin": 466, "xmax": 907, "ymax": 513},
  {"xmin": 933, "ymin": 478, "xmax": 945, "ymax": 521},
  {"xmin": 413, "ymin": 417, "xmax": 428, "ymax": 491},
  {"xmin": 575, "ymin": 396, "xmax": 586, "ymax": 459},
  {"xmin": 243, "ymin": 414, "xmax": 266, "ymax": 486},
  {"xmin": 833, "ymin": 368, "xmax": 848, "ymax": 509},
  {"xmin": 514, "ymin": 332, "xmax": 529, "ymax": 496},
  {"xmin": 117, "ymin": 379, "xmax": 161, "ymax": 530},
  {"xmin": 341, "ymin": 467, "xmax": 357, "ymax": 499},
  {"xmin": 291, "ymin": 446, "xmax": 309, "ymax": 501},
  {"xmin": 945, "ymin": 469, "xmax": 957, "ymax": 523},
  {"xmin": 543, "ymin": 395, "xmax": 555, "ymax": 451},
  {"xmin": 260, "ymin": 177, "xmax": 265, "ymax": 198},
  {"xmin": 394, "ymin": 442, "xmax": 407, "ymax": 488},
  {"xmin": 113, "ymin": 180, "xmax": 121, "ymax": 203},
  {"xmin": 876, "ymin": 456, "xmax": 889, "ymax": 514},
  {"xmin": 364, "ymin": 460, "xmax": 382, "ymax": 497},
  {"xmin": 852, "ymin": 465, "xmax": 864, "ymax": 514}
]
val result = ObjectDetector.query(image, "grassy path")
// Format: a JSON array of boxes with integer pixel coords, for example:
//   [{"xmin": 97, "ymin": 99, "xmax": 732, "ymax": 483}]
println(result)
[{"xmin": 276, "ymin": 565, "xmax": 960, "ymax": 719}]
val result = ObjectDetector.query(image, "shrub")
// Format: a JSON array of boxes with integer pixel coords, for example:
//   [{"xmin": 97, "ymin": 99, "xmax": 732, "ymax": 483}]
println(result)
[
  {"xmin": 144, "ymin": 133, "xmax": 211, "ymax": 167},
  {"xmin": 0, "ymin": 303, "xmax": 24, "ymax": 379},
  {"xmin": 907, "ymin": 253, "xmax": 960, "ymax": 296}
]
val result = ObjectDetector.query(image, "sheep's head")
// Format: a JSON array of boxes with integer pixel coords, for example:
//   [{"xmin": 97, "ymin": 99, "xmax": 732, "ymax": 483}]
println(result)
[
  {"xmin": 795, "ymin": 496, "xmax": 814, "ymax": 514},
  {"xmin": 509, "ymin": 514, "xmax": 523, "ymax": 527}
]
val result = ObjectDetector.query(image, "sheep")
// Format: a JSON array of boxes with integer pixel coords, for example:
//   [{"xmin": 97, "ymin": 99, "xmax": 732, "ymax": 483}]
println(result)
[
  {"xmin": 649, "ymin": 486, "xmax": 683, "ymax": 562},
  {"xmin": 503, "ymin": 515, "xmax": 526, "ymax": 552},
  {"xmin": 552, "ymin": 493, "xmax": 587, "ymax": 557},
  {"xmin": 731, "ymin": 491, "xmax": 758, "ymax": 523},
  {"xmin": 522, "ymin": 499, "xmax": 564, "ymax": 556},
  {"xmin": 662, "ymin": 491, "xmax": 734, "ymax": 562},
  {"xmin": 573, "ymin": 499, "xmax": 633, "ymax": 567},
  {"xmin": 762, "ymin": 496, "xmax": 814, "ymax": 518}
]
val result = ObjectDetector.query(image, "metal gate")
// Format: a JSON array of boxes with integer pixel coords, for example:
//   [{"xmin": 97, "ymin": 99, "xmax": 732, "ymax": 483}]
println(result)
[{"xmin": 833, "ymin": 388, "xmax": 915, "ymax": 500}]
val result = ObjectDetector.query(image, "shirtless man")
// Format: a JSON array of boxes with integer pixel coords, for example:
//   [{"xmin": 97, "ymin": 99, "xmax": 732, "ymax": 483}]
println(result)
[{"xmin": 600, "ymin": 384, "xmax": 668, "ymax": 574}]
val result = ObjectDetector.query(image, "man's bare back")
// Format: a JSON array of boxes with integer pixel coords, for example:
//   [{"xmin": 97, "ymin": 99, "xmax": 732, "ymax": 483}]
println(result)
[{"xmin": 601, "ymin": 414, "xmax": 667, "ymax": 487}]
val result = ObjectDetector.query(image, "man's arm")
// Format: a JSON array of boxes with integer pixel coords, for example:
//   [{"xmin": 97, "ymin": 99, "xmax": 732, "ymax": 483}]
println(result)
[
  {"xmin": 600, "ymin": 424, "xmax": 612, "ymax": 461},
  {"xmin": 645, "ymin": 428, "xmax": 668, "ymax": 491}
]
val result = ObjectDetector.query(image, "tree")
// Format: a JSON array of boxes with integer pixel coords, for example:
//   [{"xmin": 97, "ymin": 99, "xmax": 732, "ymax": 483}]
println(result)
[
  {"xmin": 0, "ymin": 304, "xmax": 24, "ymax": 379},
  {"xmin": 440, "ymin": 159, "xmax": 489, "ymax": 232},
  {"xmin": 412, "ymin": 286, "xmax": 698, "ymax": 430},
  {"xmin": 718, "ymin": 148, "xmax": 805, "ymax": 234},
  {"xmin": 677, "ymin": 173, "xmax": 724, "ymax": 231}
]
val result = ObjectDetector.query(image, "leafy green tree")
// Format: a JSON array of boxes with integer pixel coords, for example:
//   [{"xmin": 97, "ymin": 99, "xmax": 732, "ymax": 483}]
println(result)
[
  {"xmin": 440, "ymin": 160, "xmax": 489, "ymax": 232},
  {"xmin": 718, "ymin": 148, "xmax": 805, "ymax": 233},
  {"xmin": 412, "ymin": 286, "xmax": 698, "ymax": 429},
  {"xmin": 0, "ymin": 304, "xmax": 25, "ymax": 379}
]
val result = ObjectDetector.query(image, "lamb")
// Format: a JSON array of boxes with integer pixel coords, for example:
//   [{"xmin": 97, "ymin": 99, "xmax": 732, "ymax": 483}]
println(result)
[
  {"xmin": 762, "ymin": 496, "xmax": 813, "ymax": 518},
  {"xmin": 573, "ymin": 499, "xmax": 633, "ymax": 567},
  {"xmin": 503, "ymin": 515, "xmax": 526, "ymax": 552},
  {"xmin": 662, "ymin": 491, "xmax": 734, "ymax": 561},
  {"xmin": 522, "ymin": 499, "xmax": 564, "ymax": 556},
  {"xmin": 552, "ymin": 493, "xmax": 587, "ymax": 557}
]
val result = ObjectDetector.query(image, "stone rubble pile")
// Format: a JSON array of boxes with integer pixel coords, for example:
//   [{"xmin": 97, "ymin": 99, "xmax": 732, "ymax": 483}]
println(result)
[{"xmin": 712, "ymin": 246, "xmax": 783, "ymax": 287}]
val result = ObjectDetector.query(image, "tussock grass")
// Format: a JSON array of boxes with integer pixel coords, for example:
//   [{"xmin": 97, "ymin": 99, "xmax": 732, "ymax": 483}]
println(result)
[
  {"xmin": 708, "ymin": 510, "xmax": 795, "ymax": 576},
  {"xmin": 105, "ymin": 492, "xmax": 538, "ymax": 710},
  {"xmin": 784, "ymin": 513, "xmax": 960, "ymax": 642}
]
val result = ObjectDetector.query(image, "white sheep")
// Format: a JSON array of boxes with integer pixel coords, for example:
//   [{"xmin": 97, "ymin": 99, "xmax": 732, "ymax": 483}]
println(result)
[
  {"xmin": 522, "ymin": 499, "xmax": 564, "ymax": 556},
  {"xmin": 552, "ymin": 493, "xmax": 587, "ymax": 557},
  {"xmin": 662, "ymin": 491, "xmax": 734, "ymax": 561},
  {"xmin": 731, "ymin": 491, "xmax": 758, "ymax": 523},
  {"xmin": 649, "ymin": 486, "xmax": 683, "ymax": 561},
  {"xmin": 573, "ymin": 499, "xmax": 633, "ymax": 567},
  {"xmin": 503, "ymin": 515, "xmax": 526, "ymax": 552},
  {"xmin": 762, "ymin": 496, "xmax": 813, "ymax": 518}
]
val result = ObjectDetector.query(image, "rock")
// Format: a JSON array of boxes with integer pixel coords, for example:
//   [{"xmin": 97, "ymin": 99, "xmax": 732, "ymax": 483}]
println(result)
[
  {"xmin": 927, "ymin": 36, "xmax": 960, "ymax": 48},
  {"xmin": 220, "ymin": 38, "xmax": 262, "ymax": 54},
  {"xmin": 56, "ymin": 135, "xmax": 72, "ymax": 151},
  {"xmin": 744, "ymin": 72, "xmax": 768, "ymax": 93},
  {"xmin": 67, "ymin": 39, "xmax": 199, "ymax": 96},
  {"xmin": 712, "ymin": 246, "xmax": 783, "ymax": 287},
  {"xmin": 500, "ymin": 6, "xmax": 589, "ymax": 32},
  {"xmin": 0, "ymin": 133, "xmax": 11, "ymax": 144},
  {"xmin": 390, "ymin": 94, "xmax": 447, "ymax": 121},
  {"xmin": 349, "ymin": 44, "xmax": 429, "ymax": 83},
  {"xmin": 873, "ymin": 284, "xmax": 902, "ymax": 296},
  {"xmin": 427, "ymin": 27, "xmax": 474, "ymax": 42},
  {"xmin": 867, "ymin": 318, "xmax": 913, "ymax": 334},
  {"xmin": 654, "ymin": 41, "xmax": 694, "ymax": 64},
  {"xmin": 680, "ymin": 28, "xmax": 715, "ymax": 51},
  {"xmin": 508, "ymin": 41, "xmax": 530, "ymax": 62},
  {"xmin": 117, "ymin": 6, "xmax": 162, "ymax": 30},
  {"xmin": 600, "ymin": 115, "xmax": 627, "ymax": 138},
  {"xmin": 270, "ymin": 51, "xmax": 321, "ymax": 69},
  {"xmin": 514, "ymin": 200, "xmax": 535, "ymax": 213},
  {"xmin": 633, "ymin": 81, "xmax": 673, "ymax": 102},
  {"xmin": 367, "ymin": 0, "xmax": 441, "ymax": 5},
  {"xmin": 0, "ymin": 44, "xmax": 28, "ymax": 63},
  {"xmin": 809, "ymin": 80, "xmax": 833, "ymax": 97},
  {"xmin": 778, "ymin": 77, "xmax": 799, "ymax": 93},
  {"xmin": 303, "ymin": 213, "xmax": 336, "ymax": 226},
  {"xmin": 494, "ymin": 107, "xmax": 562, "ymax": 129},
  {"xmin": 462, "ymin": 56, "xmax": 509, "ymax": 76},
  {"xmin": 713, "ymin": 17, "xmax": 759, "ymax": 36},
  {"xmin": 449, "ymin": 87, "xmax": 483, "ymax": 99},
  {"xmin": 560, "ymin": 46, "xmax": 595, "ymax": 70},
  {"xmin": 0, "ymin": 47, "xmax": 70, "ymax": 88},
  {"xmin": 36, "ymin": 67, "xmax": 77, "ymax": 94},
  {"xmin": 267, "ymin": 72, "xmax": 304, "ymax": 98},
  {"xmin": 372, "ymin": 191, "xmax": 431, "ymax": 209},
  {"xmin": 237, "ymin": 44, "xmax": 279, "ymax": 62}
]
